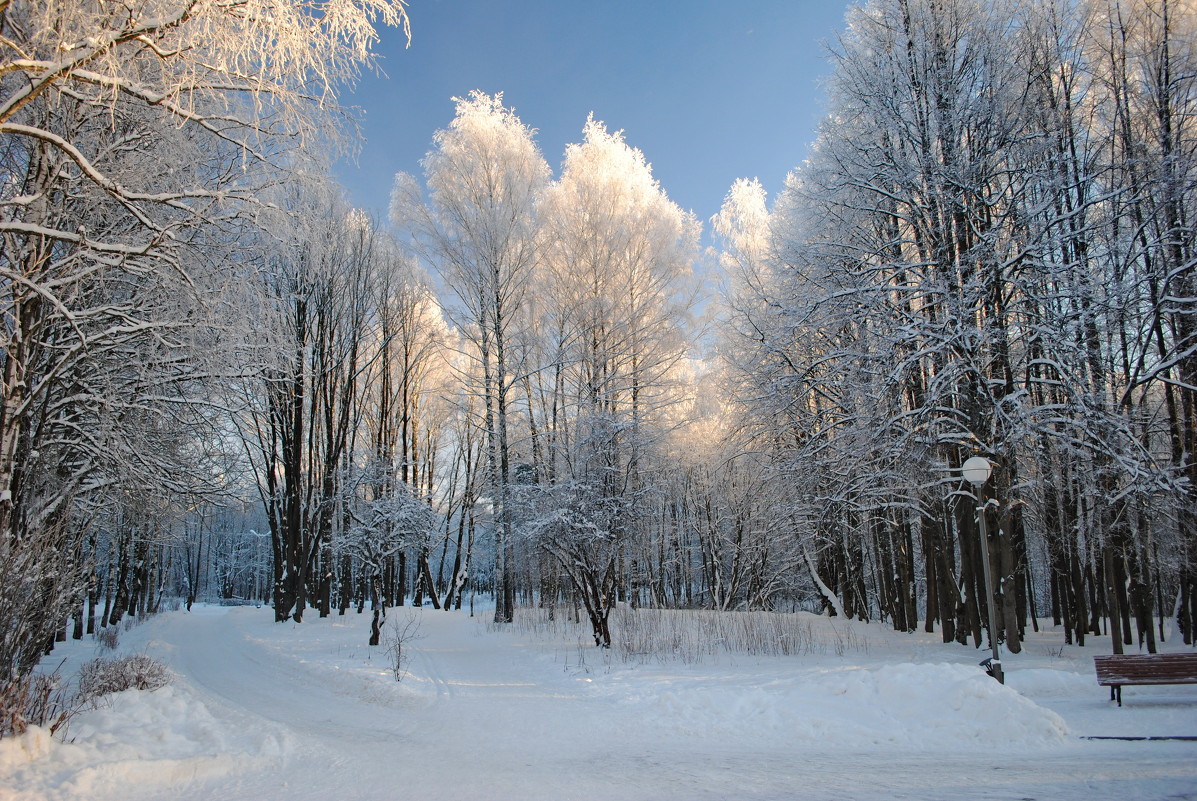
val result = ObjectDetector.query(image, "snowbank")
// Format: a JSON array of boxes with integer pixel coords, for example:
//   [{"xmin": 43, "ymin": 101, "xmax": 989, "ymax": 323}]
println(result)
[
  {"xmin": 0, "ymin": 683, "xmax": 287, "ymax": 801},
  {"xmin": 611, "ymin": 662, "xmax": 1070, "ymax": 747}
]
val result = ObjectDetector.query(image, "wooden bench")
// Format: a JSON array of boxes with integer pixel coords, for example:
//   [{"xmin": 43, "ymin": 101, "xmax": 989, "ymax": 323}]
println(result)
[{"xmin": 1094, "ymin": 653, "xmax": 1197, "ymax": 706}]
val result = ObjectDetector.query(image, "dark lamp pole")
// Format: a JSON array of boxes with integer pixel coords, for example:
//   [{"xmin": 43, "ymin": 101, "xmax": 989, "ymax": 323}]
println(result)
[{"xmin": 962, "ymin": 456, "xmax": 1004, "ymax": 684}]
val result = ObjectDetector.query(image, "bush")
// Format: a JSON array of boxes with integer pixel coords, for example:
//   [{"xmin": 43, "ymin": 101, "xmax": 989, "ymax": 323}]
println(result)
[
  {"xmin": 96, "ymin": 626, "xmax": 119, "ymax": 651},
  {"xmin": 386, "ymin": 613, "xmax": 422, "ymax": 682},
  {"xmin": 0, "ymin": 668, "xmax": 74, "ymax": 739},
  {"xmin": 77, "ymin": 655, "xmax": 171, "ymax": 704},
  {"xmin": 1, "ymin": 655, "xmax": 172, "ymax": 740}
]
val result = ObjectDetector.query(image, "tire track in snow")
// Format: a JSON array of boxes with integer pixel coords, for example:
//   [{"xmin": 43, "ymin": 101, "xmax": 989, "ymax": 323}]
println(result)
[
  {"xmin": 168, "ymin": 609, "xmax": 412, "ymax": 745},
  {"xmin": 411, "ymin": 643, "xmax": 455, "ymax": 700}
]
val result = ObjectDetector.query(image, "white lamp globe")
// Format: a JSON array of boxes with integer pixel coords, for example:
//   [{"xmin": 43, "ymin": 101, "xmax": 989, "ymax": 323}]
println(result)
[{"xmin": 961, "ymin": 456, "xmax": 992, "ymax": 486}]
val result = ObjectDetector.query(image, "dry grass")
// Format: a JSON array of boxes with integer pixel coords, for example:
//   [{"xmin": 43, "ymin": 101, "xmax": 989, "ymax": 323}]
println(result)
[
  {"xmin": 507, "ymin": 604, "xmax": 867, "ymax": 664},
  {"xmin": 96, "ymin": 626, "xmax": 120, "ymax": 651}
]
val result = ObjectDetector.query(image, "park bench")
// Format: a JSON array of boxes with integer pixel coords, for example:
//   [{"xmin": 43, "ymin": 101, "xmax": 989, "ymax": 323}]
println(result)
[{"xmin": 1093, "ymin": 653, "xmax": 1197, "ymax": 706}]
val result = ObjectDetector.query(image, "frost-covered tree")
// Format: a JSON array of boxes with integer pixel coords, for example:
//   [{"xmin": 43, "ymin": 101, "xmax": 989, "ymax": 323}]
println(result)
[
  {"xmin": 338, "ymin": 461, "xmax": 436, "ymax": 643},
  {"xmin": 235, "ymin": 186, "xmax": 386, "ymax": 623},
  {"xmin": 721, "ymin": 0, "xmax": 1195, "ymax": 652},
  {"xmin": 392, "ymin": 92, "xmax": 550, "ymax": 624},
  {"xmin": 361, "ymin": 251, "xmax": 457, "ymax": 610},
  {"xmin": 0, "ymin": 0, "xmax": 409, "ymax": 679},
  {"xmin": 1081, "ymin": 0, "xmax": 1197, "ymax": 645},
  {"xmin": 529, "ymin": 117, "xmax": 699, "ymax": 645}
]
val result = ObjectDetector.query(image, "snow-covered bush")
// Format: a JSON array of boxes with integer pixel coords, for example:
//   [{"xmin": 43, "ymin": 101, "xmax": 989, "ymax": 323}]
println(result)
[
  {"xmin": 0, "ymin": 670, "xmax": 74, "ymax": 739},
  {"xmin": 96, "ymin": 627, "xmax": 119, "ymax": 651},
  {"xmin": 77, "ymin": 656, "xmax": 171, "ymax": 704}
]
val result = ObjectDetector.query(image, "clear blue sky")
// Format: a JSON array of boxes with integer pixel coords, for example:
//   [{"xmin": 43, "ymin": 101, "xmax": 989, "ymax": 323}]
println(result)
[{"xmin": 334, "ymin": 0, "xmax": 854, "ymax": 230}]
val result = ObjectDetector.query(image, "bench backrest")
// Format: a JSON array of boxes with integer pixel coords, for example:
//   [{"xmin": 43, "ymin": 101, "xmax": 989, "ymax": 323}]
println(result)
[{"xmin": 1094, "ymin": 653, "xmax": 1197, "ymax": 684}]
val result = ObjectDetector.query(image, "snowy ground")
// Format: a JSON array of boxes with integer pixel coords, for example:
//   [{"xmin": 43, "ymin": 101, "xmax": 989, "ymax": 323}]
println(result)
[{"xmin": 2, "ymin": 604, "xmax": 1195, "ymax": 801}]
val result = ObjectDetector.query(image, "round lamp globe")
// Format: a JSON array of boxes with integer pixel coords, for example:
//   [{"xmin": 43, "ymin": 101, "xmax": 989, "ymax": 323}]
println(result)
[{"xmin": 961, "ymin": 456, "xmax": 992, "ymax": 486}]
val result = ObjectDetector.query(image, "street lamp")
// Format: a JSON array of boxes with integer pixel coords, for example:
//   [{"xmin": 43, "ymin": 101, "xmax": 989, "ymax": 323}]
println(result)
[{"xmin": 962, "ymin": 456, "xmax": 1004, "ymax": 684}]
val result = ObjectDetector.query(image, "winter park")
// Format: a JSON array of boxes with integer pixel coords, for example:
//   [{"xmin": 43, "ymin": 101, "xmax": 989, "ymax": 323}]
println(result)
[{"xmin": 2, "ymin": 0, "xmax": 1197, "ymax": 799}]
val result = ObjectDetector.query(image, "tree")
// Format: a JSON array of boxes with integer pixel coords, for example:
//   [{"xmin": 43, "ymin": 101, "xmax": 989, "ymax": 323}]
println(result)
[
  {"xmin": 0, "ymin": 0, "xmax": 410, "ymax": 679},
  {"xmin": 364, "ymin": 252, "xmax": 455, "ymax": 610},
  {"xmin": 720, "ymin": 0, "xmax": 1192, "ymax": 652},
  {"xmin": 339, "ymin": 461, "xmax": 435, "ymax": 643},
  {"xmin": 529, "ymin": 116, "xmax": 699, "ymax": 644},
  {"xmin": 392, "ymin": 91, "xmax": 550, "ymax": 624},
  {"xmin": 1082, "ymin": 0, "xmax": 1197, "ymax": 646},
  {"xmin": 236, "ymin": 186, "xmax": 385, "ymax": 623}
]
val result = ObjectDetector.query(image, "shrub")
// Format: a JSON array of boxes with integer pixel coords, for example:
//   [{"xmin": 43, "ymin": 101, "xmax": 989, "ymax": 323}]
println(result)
[
  {"xmin": 77, "ymin": 655, "xmax": 171, "ymax": 704},
  {"xmin": 96, "ymin": 626, "xmax": 119, "ymax": 651},
  {"xmin": 0, "ymin": 668, "xmax": 74, "ymax": 739},
  {"xmin": 386, "ymin": 613, "xmax": 422, "ymax": 682}
]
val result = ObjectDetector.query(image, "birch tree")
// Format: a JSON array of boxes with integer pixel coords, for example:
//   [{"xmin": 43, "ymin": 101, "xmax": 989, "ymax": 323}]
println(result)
[
  {"xmin": 530, "ymin": 117, "xmax": 698, "ymax": 645},
  {"xmin": 392, "ymin": 92, "xmax": 549, "ymax": 624}
]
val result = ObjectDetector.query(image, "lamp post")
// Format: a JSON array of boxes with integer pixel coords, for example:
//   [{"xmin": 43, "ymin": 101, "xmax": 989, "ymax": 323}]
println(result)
[{"xmin": 962, "ymin": 456, "xmax": 1004, "ymax": 684}]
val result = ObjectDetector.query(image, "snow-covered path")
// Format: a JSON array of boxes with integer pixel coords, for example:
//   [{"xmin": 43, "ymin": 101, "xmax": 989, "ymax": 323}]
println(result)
[
  {"xmin": 168, "ymin": 606, "xmax": 721, "ymax": 799},
  {"xmin": 4, "ymin": 605, "xmax": 1197, "ymax": 800}
]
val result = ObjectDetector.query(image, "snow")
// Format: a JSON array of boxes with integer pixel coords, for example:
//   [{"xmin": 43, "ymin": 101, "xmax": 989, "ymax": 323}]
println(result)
[
  {"xmin": 2, "ymin": 605, "xmax": 1195, "ymax": 800},
  {"xmin": 614, "ymin": 661, "xmax": 1069, "ymax": 747}
]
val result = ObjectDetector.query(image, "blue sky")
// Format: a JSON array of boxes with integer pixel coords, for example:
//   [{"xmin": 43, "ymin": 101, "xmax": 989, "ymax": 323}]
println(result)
[{"xmin": 334, "ymin": 0, "xmax": 854, "ymax": 230}]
